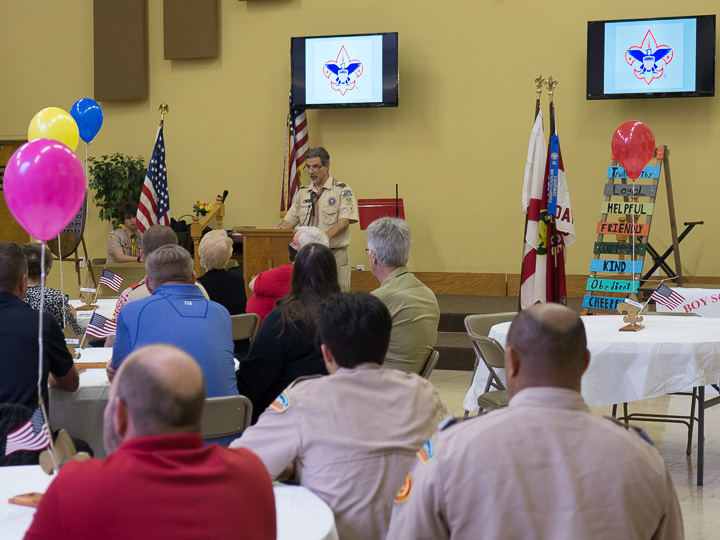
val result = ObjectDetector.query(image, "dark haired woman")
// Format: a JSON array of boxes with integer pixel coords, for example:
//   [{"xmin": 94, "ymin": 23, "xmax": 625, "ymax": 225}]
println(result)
[{"xmin": 236, "ymin": 243, "xmax": 340, "ymax": 423}]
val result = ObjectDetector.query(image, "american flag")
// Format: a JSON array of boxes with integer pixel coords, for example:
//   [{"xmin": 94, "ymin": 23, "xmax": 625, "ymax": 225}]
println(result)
[
  {"xmin": 5, "ymin": 406, "xmax": 51, "ymax": 456},
  {"xmin": 137, "ymin": 124, "xmax": 171, "ymax": 233},
  {"xmin": 99, "ymin": 268, "xmax": 123, "ymax": 292},
  {"xmin": 86, "ymin": 312, "xmax": 117, "ymax": 339},
  {"xmin": 650, "ymin": 283, "xmax": 686, "ymax": 310},
  {"xmin": 280, "ymin": 96, "xmax": 308, "ymax": 217}
]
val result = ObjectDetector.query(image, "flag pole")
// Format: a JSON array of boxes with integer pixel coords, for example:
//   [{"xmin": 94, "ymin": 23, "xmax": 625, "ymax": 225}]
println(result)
[
  {"xmin": 545, "ymin": 76, "xmax": 560, "ymax": 303},
  {"xmin": 518, "ymin": 75, "xmax": 545, "ymax": 312}
]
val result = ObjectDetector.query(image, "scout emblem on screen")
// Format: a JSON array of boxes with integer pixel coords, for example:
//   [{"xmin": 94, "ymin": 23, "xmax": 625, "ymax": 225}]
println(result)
[
  {"xmin": 323, "ymin": 46, "xmax": 364, "ymax": 95},
  {"xmin": 625, "ymin": 30, "xmax": 673, "ymax": 84}
]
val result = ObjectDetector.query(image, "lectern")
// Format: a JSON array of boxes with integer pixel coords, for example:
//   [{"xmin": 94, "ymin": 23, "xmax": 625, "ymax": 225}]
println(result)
[{"xmin": 234, "ymin": 228, "xmax": 295, "ymax": 298}]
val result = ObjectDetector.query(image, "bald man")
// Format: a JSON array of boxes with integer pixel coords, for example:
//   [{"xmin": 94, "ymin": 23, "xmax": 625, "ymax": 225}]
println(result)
[
  {"xmin": 26, "ymin": 345, "xmax": 276, "ymax": 540},
  {"xmin": 388, "ymin": 304, "xmax": 684, "ymax": 540}
]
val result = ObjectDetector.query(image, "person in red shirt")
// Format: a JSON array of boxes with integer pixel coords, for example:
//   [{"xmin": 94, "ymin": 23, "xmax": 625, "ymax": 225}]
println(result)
[
  {"xmin": 25, "ymin": 344, "xmax": 276, "ymax": 540},
  {"xmin": 246, "ymin": 226, "xmax": 328, "ymax": 326}
]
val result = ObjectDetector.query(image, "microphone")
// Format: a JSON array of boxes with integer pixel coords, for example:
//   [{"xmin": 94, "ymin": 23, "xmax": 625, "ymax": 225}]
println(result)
[
  {"xmin": 221, "ymin": 190, "xmax": 229, "ymax": 203},
  {"xmin": 307, "ymin": 191, "xmax": 317, "ymax": 225}
]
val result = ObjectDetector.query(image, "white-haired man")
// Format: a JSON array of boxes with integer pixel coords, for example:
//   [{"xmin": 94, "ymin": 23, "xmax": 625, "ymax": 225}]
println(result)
[
  {"xmin": 367, "ymin": 217, "xmax": 439, "ymax": 374},
  {"xmin": 246, "ymin": 226, "xmax": 329, "ymax": 326}
]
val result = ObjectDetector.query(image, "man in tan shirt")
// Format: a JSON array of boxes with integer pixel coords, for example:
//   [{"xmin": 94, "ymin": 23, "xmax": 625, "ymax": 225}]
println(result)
[
  {"xmin": 278, "ymin": 147, "xmax": 358, "ymax": 292},
  {"xmin": 368, "ymin": 217, "xmax": 439, "ymax": 373},
  {"xmin": 231, "ymin": 292, "xmax": 448, "ymax": 539},
  {"xmin": 387, "ymin": 303, "xmax": 684, "ymax": 540}
]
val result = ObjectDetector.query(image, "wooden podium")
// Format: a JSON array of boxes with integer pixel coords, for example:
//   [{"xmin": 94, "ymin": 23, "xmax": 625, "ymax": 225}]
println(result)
[{"xmin": 234, "ymin": 228, "xmax": 295, "ymax": 298}]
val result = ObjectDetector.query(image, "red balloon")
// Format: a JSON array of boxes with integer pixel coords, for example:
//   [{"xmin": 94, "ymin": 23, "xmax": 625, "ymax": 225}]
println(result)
[{"xmin": 611, "ymin": 121, "xmax": 656, "ymax": 180}]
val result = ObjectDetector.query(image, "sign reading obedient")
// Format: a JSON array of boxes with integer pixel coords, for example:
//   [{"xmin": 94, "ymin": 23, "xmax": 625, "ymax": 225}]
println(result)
[{"xmin": 586, "ymin": 278, "xmax": 639, "ymax": 293}]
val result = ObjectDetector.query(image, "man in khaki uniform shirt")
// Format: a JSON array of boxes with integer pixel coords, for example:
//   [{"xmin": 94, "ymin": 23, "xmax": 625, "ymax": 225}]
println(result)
[
  {"xmin": 279, "ymin": 147, "xmax": 358, "ymax": 292},
  {"xmin": 368, "ymin": 217, "xmax": 439, "ymax": 373},
  {"xmin": 231, "ymin": 292, "xmax": 448, "ymax": 540},
  {"xmin": 387, "ymin": 304, "xmax": 684, "ymax": 540}
]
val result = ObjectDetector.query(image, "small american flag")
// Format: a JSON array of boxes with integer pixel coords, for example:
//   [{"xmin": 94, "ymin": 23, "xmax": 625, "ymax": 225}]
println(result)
[
  {"xmin": 280, "ymin": 94, "xmax": 308, "ymax": 217},
  {"xmin": 86, "ymin": 312, "xmax": 117, "ymax": 339},
  {"xmin": 5, "ymin": 406, "xmax": 51, "ymax": 456},
  {"xmin": 99, "ymin": 269, "xmax": 123, "ymax": 292},
  {"xmin": 650, "ymin": 283, "xmax": 686, "ymax": 310},
  {"xmin": 137, "ymin": 124, "xmax": 171, "ymax": 233}
]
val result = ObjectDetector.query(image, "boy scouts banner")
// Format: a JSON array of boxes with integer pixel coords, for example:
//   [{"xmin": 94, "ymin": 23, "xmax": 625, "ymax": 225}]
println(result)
[
  {"xmin": 655, "ymin": 287, "xmax": 720, "ymax": 317},
  {"xmin": 520, "ymin": 110, "xmax": 575, "ymax": 309}
]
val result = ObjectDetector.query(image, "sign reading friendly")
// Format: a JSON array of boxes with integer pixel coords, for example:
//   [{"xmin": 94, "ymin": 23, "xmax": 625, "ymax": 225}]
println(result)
[{"xmin": 596, "ymin": 222, "xmax": 650, "ymax": 236}]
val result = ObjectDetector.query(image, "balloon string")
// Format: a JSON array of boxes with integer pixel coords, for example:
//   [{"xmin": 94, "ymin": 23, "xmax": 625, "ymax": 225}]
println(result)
[
  {"xmin": 37, "ymin": 242, "xmax": 46, "ymax": 400},
  {"xmin": 58, "ymin": 235, "xmax": 65, "ymax": 328}
]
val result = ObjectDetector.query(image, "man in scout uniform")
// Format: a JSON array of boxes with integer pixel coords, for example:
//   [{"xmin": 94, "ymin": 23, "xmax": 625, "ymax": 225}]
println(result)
[
  {"xmin": 106, "ymin": 202, "xmax": 143, "ymax": 263},
  {"xmin": 278, "ymin": 147, "xmax": 358, "ymax": 292},
  {"xmin": 231, "ymin": 292, "xmax": 447, "ymax": 539},
  {"xmin": 386, "ymin": 303, "xmax": 683, "ymax": 540}
]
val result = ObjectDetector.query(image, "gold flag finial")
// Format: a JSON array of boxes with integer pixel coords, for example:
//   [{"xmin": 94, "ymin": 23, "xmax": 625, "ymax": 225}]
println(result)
[
  {"xmin": 535, "ymin": 74, "xmax": 546, "ymax": 95},
  {"xmin": 158, "ymin": 102, "xmax": 169, "ymax": 123},
  {"xmin": 545, "ymin": 76, "xmax": 558, "ymax": 97}
]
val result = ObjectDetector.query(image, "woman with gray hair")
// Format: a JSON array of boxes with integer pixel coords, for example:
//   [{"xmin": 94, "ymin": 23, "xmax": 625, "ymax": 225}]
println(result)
[{"xmin": 197, "ymin": 230, "xmax": 247, "ymax": 316}]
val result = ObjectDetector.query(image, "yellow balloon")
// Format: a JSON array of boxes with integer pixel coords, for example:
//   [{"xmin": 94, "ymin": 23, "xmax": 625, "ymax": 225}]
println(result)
[{"xmin": 27, "ymin": 107, "xmax": 80, "ymax": 152}]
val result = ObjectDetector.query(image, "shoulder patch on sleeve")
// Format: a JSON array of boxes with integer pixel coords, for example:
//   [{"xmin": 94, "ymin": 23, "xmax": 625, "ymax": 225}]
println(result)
[
  {"xmin": 417, "ymin": 434, "xmax": 436, "ymax": 465},
  {"xmin": 335, "ymin": 182, "xmax": 347, "ymax": 188},
  {"xmin": 394, "ymin": 472, "xmax": 413, "ymax": 504},
  {"xmin": 341, "ymin": 189, "xmax": 353, "ymax": 197},
  {"xmin": 270, "ymin": 391, "xmax": 291, "ymax": 413}
]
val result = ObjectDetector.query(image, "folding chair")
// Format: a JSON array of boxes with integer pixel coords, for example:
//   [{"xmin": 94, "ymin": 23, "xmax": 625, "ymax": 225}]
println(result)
[
  {"xmin": 201, "ymin": 395, "xmax": 253, "ymax": 446},
  {"xmin": 464, "ymin": 313, "xmax": 516, "ymax": 416},
  {"xmin": 230, "ymin": 313, "xmax": 260, "ymax": 342},
  {"xmin": 418, "ymin": 349, "xmax": 440, "ymax": 379}
]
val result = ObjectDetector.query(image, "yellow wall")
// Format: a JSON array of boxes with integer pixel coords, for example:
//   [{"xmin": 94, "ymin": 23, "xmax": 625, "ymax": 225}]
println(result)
[{"xmin": 2, "ymin": 0, "xmax": 719, "ymax": 292}]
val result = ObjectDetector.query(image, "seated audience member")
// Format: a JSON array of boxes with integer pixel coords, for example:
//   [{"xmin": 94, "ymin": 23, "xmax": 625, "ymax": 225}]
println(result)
[
  {"xmin": 110, "ymin": 245, "xmax": 238, "ymax": 398},
  {"xmin": 367, "ymin": 217, "xmax": 440, "ymax": 373},
  {"xmin": 387, "ymin": 304, "xmax": 684, "ymax": 540},
  {"xmin": 246, "ymin": 226, "xmax": 329, "ymax": 326},
  {"xmin": 105, "ymin": 225, "xmax": 209, "ymax": 348},
  {"xmin": 0, "ymin": 242, "xmax": 79, "ymax": 412},
  {"xmin": 25, "ymin": 344, "xmax": 276, "ymax": 540},
  {"xmin": 237, "ymin": 243, "xmax": 339, "ymax": 423},
  {"xmin": 197, "ymin": 229, "xmax": 247, "ymax": 315},
  {"xmin": 21, "ymin": 242, "xmax": 82, "ymax": 335},
  {"xmin": 232, "ymin": 292, "xmax": 448, "ymax": 539},
  {"xmin": 106, "ymin": 202, "xmax": 143, "ymax": 264}
]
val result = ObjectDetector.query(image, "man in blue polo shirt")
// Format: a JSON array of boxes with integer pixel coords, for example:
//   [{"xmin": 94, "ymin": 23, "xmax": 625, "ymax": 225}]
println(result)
[{"xmin": 110, "ymin": 245, "xmax": 237, "ymax": 397}]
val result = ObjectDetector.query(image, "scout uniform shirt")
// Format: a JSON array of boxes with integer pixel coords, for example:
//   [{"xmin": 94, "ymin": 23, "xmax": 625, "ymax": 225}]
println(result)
[
  {"xmin": 231, "ymin": 364, "xmax": 449, "ymax": 540},
  {"xmin": 106, "ymin": 225, "xmax": 142, "ymax": 264},
  {"xmin": 283, "ymin": 175, "xmax": 359, "ymax": 249},
  {"xmin": 386, "ymin": 387, "xmax": 684, "ymax": 540}
]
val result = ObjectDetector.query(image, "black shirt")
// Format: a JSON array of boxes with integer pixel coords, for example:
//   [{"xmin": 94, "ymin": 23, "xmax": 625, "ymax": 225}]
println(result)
[{"xmin": 197, "ymin": 268, "xmax": 247, "ymax": 316}]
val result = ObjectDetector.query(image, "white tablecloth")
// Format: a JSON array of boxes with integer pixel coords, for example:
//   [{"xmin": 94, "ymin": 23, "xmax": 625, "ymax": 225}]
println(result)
[
  {"xmin": 0, "ymin": 467, "xmax": 338, "ymax": 540},
  {"xmin": 69, "ymin": 298, "xmax": 117, "ymax": 332},
  {"xmin": 465, "ymin": 315, "xmax": 720, "ymax": 409}
]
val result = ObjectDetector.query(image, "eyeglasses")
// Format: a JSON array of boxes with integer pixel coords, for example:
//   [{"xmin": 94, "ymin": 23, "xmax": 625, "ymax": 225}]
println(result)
[
  {"xmin": 306, "ymin": 164, "xmax": 326, "ymax": 172},
  {"xmin": 365, "ymin": 248, "xmax": 372, "ymax": 255}
]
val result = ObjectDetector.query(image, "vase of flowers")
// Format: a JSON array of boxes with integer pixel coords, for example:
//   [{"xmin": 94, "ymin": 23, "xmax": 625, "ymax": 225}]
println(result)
[{"xmin": 193, "ymin": 200, "xmax": 212, "ymax": 217}]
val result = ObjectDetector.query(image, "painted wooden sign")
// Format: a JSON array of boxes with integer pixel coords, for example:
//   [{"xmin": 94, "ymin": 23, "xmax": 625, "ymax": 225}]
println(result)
[
  {"xmin": 611, "ymin": 147, "xmax": 664, "ymax": 160},
  {"xmin": 600, "ymin": 202, "xmax": 654, "ymax": 215},
  {"xmin": 596, "ymin": 222, "xmax": 650, "ymax": 236},
  {"xmin": 606, "ymin": 165, "xmax": 661, "ymax": 179},
  {"xmin": 603, "ymin": 183, "xmax": 657, "ymax": 197},
  {"xmin": 593, "ymin": 241, "xmax": 647, "ymax": 256},
  {"xmin": 589, "ymin": 259, "xmax": 644, "ymax": 273},
  {"xmin": 586, "ymin": 278, "xmax": 639, "ymax": 293},
  {"xmin": 583, "ymin": 295, "xmax": 623, "ymax": 310}
]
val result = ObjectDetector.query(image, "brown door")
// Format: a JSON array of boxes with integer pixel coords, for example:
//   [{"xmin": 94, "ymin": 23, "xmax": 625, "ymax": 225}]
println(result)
[{"xmin": 0, "ymin": 141, "xmax": 30, "ymax": 243}]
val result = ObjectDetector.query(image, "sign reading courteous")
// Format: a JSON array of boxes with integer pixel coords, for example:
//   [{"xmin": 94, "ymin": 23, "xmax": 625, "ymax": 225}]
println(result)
[{"xmin": 593, "ymin": 241, "xmax": 647, "ymax": 255}]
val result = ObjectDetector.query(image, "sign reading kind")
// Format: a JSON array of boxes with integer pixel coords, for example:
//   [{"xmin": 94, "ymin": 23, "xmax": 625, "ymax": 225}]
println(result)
[
  {"xmin": 601, "ymin": 202, "xmax": 654, "ymax": 215},
  {"xmin": 596, "ymin": 222, "xmax": 650, "ymax": 236},
  {"xmin": 589, "ymin": 259, "xmax": 644, "ymax": 273}
]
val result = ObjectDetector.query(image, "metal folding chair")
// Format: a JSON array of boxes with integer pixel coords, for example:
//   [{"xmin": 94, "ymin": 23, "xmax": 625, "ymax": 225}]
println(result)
[{"xmin": 418, "ymin": 349, "xmax": 440, "ymax": 379}]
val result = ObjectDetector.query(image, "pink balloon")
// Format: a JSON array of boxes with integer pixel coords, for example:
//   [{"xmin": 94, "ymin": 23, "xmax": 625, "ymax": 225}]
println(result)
[{"xmin": 3, "ymin": 139, "xmax": 86, "ymax": 241}]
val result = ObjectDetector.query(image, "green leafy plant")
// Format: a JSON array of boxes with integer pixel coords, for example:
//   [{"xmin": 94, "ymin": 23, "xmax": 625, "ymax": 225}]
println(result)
[{"xmin": 88, "ymin": 153, "xmax": 146, "ymax": 227}]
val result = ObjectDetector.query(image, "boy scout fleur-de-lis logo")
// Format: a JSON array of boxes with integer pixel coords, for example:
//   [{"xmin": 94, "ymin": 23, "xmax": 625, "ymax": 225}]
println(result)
[
  {"xmin": 625, "ymin": 29, "xmax": 673, "ymax": 85},
  {"xmin": 323, "ymin": 46, "xmax": 364, "ymax": 96}
]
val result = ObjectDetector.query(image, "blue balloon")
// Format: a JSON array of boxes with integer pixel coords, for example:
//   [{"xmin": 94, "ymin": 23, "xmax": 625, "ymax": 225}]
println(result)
[{"xmin": 70, "ymin": 98, "xmax": 104, "ymax": 143}]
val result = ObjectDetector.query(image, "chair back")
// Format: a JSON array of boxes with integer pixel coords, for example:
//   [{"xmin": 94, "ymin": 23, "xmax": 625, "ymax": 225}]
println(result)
[
  {"xmin": 465, "ymin": 313, "xmax": 515, "ymax": 392},
  {"xmin": 465, "ymin": 312, "xmax": 517, "ymax": 337},
  {"xmin": 418, "ymin": 349, "xmax": 440, "ymax": 379},
  {"xmin": 200, "ymin": 395, "xmax": 253, "ymax": 439},
  {"xmin": 231, "ymin": 313, "xmax": 260, "ymax": 342}
]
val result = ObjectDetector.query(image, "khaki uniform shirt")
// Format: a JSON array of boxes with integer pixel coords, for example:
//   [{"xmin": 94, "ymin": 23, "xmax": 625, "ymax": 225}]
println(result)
[
  {"xmin": 283, "ymin": 175, "xmax": 358, "ymax": 249},
  {"xmin": 387, "ymin": 387, "xmax": 684, "ymax": 540},
  {"xmin": 231, "ymin": 364, "xmax": 448, "ymax": 540},
  {"xmin": 106, "ymin": 226, "xmax": 142, "ymax": 264},
  {"xmin": 372, "ymin": 267, "xmax": 440, "ymax": 373}
]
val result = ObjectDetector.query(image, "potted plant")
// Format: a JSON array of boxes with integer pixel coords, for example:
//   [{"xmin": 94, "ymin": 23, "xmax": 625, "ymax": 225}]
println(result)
[{"xmin": 88, "ymin": 153, "xmax": 146, "ymax": 227}]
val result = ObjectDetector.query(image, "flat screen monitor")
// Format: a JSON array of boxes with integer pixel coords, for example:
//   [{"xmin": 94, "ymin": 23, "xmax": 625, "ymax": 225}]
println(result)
[
  {"xmin": 587, "ymin": 15, "xmax": 715, "ymax": 99},
  {"xmin": 291, "ymin": 32, "xmax": 399, "ymax": 109}
]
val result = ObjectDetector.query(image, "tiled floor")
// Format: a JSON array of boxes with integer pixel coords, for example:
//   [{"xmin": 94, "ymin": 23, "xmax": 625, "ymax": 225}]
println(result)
[{"xmin": 429, "ymin": 369, "xmax": 720, "ymax": 540}]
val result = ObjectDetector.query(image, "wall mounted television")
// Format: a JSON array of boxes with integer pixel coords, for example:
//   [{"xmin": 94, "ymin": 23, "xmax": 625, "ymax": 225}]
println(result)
[
  {"xmin": 291, "ymin": 32, "xmax": 399, "ymax": 109},
  {"xmin": 587, "ymin": 15, "xmax": 715, "ymax": 100}
]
